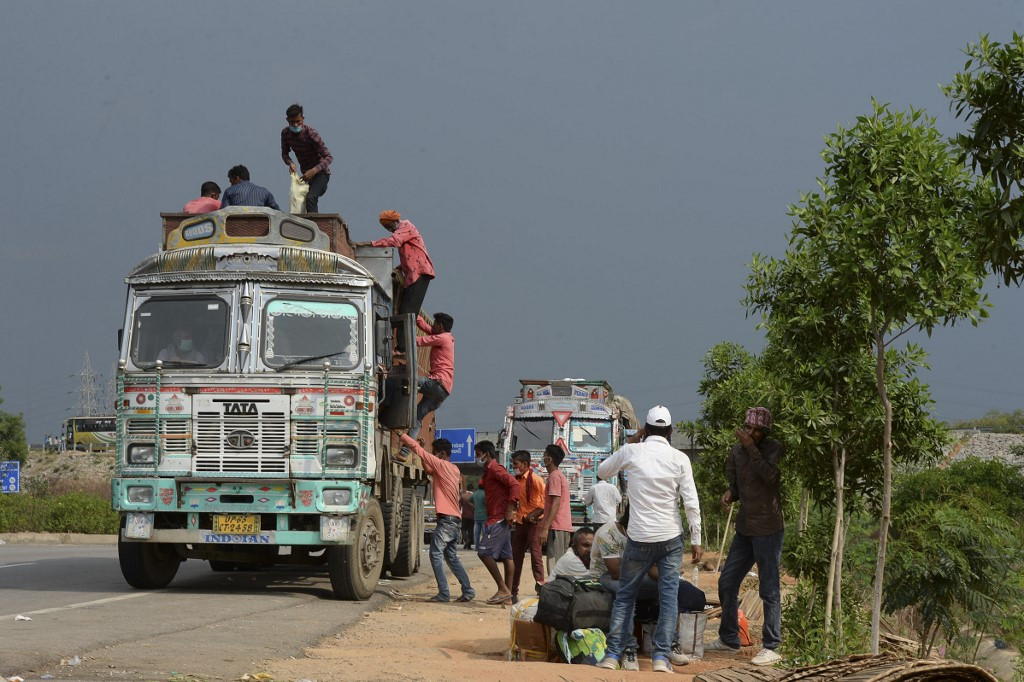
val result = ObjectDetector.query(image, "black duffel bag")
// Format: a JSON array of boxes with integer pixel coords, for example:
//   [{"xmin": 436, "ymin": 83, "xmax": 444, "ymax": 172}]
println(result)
[{"xmin": 533, "ymin": 576, "xmax": 613, "ymax": 632}]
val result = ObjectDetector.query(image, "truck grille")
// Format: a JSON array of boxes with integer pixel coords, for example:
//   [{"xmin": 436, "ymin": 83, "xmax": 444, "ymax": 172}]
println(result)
[
  {"xmin": 123, "ymin": 418, "xmax": 190, "ymax": 455},
  {"xmin": 194, "ymin": 411, "xmax": 288, "ymax": 473}
]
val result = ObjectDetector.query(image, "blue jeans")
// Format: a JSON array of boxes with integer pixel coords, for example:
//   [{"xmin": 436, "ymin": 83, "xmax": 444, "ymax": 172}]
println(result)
[
  {"xmin": 409, "ymin": 378, "xmax": 449, "ymax": 438},
  {"xmin": 429, "ymin": 516, "xmax": 474, "ymax": 600},
  {"xmin": 473, "ymin": 520, "xmax": 485, "ymax": 549},
  {"xmin": 605, "ymin": 534, "xmax": 684, "ymax": 662},
  {"xmin": 718, "ymin": 529, "xmax": 783, "ymax": 650},
  {"xmin": 600, "ymin": 573, "xmax": 707, "ymax": 651}
]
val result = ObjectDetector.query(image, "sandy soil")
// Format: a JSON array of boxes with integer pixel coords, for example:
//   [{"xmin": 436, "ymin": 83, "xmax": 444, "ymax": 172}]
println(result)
[{"xmin": 263, "ymin": 551, "xmax": 762, "ymax": 682}]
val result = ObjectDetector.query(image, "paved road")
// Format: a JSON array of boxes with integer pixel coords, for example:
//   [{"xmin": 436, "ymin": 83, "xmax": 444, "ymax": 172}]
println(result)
[{"xmin": 0, "ymin": 543, "xmax": 427, "ymax": 680}]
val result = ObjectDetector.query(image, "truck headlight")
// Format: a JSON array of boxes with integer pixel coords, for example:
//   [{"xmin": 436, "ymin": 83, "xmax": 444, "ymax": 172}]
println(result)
[
  {"xmin": 127, "ymin": 444, "xmax": 156, "ymax": 465},
  {"xmin": 127, "ymin": 486, "xmax": 153, "ymax": 503},
  {"xmin": 324, "ymin": 446, "xmax": 357, "ymax": 468},
  {"xmin": 323, "ymin": 489, "xmax": 352, "ymax": 506}
]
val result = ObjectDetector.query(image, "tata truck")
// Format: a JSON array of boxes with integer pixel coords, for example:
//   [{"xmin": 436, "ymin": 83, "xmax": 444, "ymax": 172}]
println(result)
[
  {"xmin": 498, "ymin": 379, "xmax": 636, "ymax": 525},
  {"xmin": 110, "ymin": 207, "xmax": 433, "ymax": 600}
]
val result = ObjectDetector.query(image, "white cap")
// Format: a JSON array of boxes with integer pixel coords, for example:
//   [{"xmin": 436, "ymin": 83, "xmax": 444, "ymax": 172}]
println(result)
[{"xmin": 646, "ymin": 405, "xmax": 672, "ymax": 426}]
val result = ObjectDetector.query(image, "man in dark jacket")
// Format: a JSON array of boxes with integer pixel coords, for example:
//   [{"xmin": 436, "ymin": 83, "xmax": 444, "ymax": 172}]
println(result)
[{"xmin": 706, "ymin": 407, "xmax": 784, "ymax": 666}]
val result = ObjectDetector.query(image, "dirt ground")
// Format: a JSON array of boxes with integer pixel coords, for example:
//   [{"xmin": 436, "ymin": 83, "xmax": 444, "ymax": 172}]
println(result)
[{"xmin": 262, "ymin": 550, "xmax": 763, "ymax": 682}]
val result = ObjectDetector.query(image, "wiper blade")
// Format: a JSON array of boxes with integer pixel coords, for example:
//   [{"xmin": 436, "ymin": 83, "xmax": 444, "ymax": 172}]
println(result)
[
  {"xmin": 277, "ymin": 350, "xmax": 348, "ymax": 371},
  {"xmin": 158, "ymin": 359, "xmax": 206, "ymax": 367}
]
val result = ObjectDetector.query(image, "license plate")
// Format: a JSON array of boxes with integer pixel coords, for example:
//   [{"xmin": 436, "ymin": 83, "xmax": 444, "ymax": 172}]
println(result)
[{"xmin": 213, "ymin": 514, "xmax": 260, "ymax": 534}]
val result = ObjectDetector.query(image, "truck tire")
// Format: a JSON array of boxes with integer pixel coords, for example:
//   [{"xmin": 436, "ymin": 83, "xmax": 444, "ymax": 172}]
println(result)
[
  {"xmin": 391, "ymin": 489, "xmax": 423, "ymax": 578},
  {"xmin": 327, "ymin": 499, "xmax": 385, "ymax": 600},
  {"xmin": 382, "ymin": 476, "xmax": 402, "ymax": 571},
  {"xmin": 118, "ymin": 535, "xmax": 182, "ymax": 589}
]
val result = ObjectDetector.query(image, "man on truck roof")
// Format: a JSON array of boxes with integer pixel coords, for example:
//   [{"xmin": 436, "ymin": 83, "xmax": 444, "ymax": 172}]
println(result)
[
  {"xmin": 281, "ymin": 103, "xmax": 333, "ymax": 213},
  {"xmin": 398, "ymin": 432, "xmax": 475, "ymax": 603},
  {"xmin": 220, "ymin": 165, "xmax": 280, "ymax": 210},
  {"xmin": 183, "ymin": 181, "xmax": 221, "ymax": 214},
  {"xmin": 408, "ymin": 312, "xmax": 454, "ymax": 439}
]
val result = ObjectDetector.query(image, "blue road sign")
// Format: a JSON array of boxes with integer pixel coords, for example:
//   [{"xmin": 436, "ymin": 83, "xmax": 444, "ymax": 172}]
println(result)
[
  {"xmin": 0, "ymin": 461, "xmax": 20, "ymax": 494},
  {"xmin": 436, "ymin": 428, "xmax": 476, "ymax": 464}
]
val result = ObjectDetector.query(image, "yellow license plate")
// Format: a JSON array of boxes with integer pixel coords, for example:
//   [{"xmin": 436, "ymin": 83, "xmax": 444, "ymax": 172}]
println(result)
[{"xmin": 213, "ymin": 514, "xmax": 260, "ymax": 534}]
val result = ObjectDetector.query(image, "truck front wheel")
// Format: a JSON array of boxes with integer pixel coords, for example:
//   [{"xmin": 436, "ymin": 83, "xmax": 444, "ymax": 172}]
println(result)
[
  {"xmin": 327, "ymin": 499, "xmax": 385, "ymax": 600},
  {"xmin": 118, "ymin": 535, "xmax": 182, "ymax": 589}
]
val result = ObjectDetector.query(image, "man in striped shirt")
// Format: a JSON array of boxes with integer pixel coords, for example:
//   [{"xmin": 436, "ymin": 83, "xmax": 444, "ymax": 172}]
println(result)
[
  {"xmin": 399, "ymin": 432, "xmax": 475, "ymax": 603},
  {"xmin": 281, "ymin": 103, "xmax": 333, "ymax": 213},
  {"xmin": 220, "ymin": 165, "xmax": 280, "ymax": 210}
]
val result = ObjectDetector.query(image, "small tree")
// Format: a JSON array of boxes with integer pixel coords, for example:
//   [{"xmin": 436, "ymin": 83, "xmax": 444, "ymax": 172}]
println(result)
[
  {"xmin": 0, "ymin": 389, "xmax": 28, "ymax": 466},
  {"xmin": 944, "ymin": 33, "xmax": 1024, "ymax": 284},
  {"xmin": 777, "ymin": 101, "xmax": 989, "ymax": 653}
]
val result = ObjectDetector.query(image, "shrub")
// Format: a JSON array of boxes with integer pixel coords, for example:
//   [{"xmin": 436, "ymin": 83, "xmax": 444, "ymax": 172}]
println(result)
[{"xmin": 0, "ymin": 492, "xmax": 118, "ymax": 534}]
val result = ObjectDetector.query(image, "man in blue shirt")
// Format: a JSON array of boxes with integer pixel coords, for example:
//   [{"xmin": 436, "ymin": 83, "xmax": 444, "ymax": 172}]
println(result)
[{"xmin": 220, "ymin": 165, "xmax": 280, "ymax": 209}]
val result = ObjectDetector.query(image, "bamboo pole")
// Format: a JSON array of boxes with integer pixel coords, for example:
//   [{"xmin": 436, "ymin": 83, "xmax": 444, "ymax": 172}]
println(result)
[{"xmin": 715, "ymin": 503, "xmax": 734, "ymax": 573}]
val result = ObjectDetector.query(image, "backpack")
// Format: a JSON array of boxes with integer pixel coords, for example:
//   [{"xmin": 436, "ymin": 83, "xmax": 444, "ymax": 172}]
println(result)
[{"xmin": 534, "ymin": 576, "xmax": 613, "ymax": 632}]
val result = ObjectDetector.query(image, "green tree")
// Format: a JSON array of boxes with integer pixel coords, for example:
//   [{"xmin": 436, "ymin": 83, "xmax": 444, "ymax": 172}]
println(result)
[
  {"xmin": 885, "ymin": 458, "xmax": 1024, "ymax": 658},
  {"xmin": 764, "ymin": 101, "xmax": 989, "ymax": 653},
  {"xmin": 952, "ymin": 408, "xmax": 1024, "ymax": 433},
  {"xmin": 0, "ymin": 388, "xmax": 28, "ymax": 466},
  {"xmin": 944, "ymin": 33, "xmax": 1024, "ymax": 284}
]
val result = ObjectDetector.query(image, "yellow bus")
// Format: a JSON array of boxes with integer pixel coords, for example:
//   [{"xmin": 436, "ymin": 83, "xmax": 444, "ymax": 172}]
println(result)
[{"xmin": 63, "ymin": 416, "xmax": 116, "ymax": 451}]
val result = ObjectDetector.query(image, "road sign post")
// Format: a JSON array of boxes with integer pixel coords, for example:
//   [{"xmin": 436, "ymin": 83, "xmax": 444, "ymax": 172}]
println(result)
[
  {"xmin": 0, "ymin": 461, "xmax": 20, "ymax": 494},
  {"xmin": 436, "ymin": 428, "xmax": 476, "ymax": 464}
]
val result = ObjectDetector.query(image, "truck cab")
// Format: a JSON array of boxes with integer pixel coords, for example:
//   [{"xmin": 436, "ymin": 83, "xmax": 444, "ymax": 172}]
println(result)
[
  {"xmin": 111, "ymin": 207, "xmax": 431, "ymax": 599},
  {"xmin": 498, "ymin": 379, "xmax": 635, "ymax": 526}
]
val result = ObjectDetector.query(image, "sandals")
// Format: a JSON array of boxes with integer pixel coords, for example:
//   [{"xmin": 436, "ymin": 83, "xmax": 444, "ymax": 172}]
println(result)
[
  {"xmin": 485, "ymin": 593, "xmax": 513, "ymax": 605},
  {"xmin": 455, "ymin": 594, "xmax": 475, "ymax": 602}
]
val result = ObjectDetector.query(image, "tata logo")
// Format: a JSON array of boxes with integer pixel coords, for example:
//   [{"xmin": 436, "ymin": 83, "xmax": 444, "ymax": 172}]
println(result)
[
  {"xmin": 223, "ymin": 402, "xmax": 258, "ymax": 415},
  {"xmin": 225, "ymin": 430, "xmax": 256, "ymax": 449}
]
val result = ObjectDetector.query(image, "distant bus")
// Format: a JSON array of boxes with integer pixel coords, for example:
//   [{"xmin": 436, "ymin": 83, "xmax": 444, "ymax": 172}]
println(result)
[{"xmin": 63, "ymin": 416, "xmax": 116, "ymax": 451}]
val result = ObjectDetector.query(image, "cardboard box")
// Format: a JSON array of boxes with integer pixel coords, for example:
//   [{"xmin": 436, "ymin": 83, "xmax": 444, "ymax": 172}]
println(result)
[{"xmin": 509, "ymin": 619, "xmax": 553, "ymax": 662}]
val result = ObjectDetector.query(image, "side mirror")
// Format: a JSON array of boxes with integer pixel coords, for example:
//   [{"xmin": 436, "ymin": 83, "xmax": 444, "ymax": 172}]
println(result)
[
  {"xmin": 375, "ymin": 318, "xmax": 391, "ymax": 363},
  {"xmin": 117, "ymin": 329, "xmax": 123, "ymax": 351}
]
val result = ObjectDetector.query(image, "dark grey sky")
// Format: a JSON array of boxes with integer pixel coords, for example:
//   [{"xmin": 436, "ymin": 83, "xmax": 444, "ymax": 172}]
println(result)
[{"xmin": 2, "ymin": 2, "xmax": 1023, "ymax": 441}]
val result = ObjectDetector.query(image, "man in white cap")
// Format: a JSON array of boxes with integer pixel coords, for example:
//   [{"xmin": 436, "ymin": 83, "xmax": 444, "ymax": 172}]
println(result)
[
  {"xmin": 595, "ymin": 405, "xmax": 703, "ymax": 673},
  {"xmin": 705, "ymin": 407, "xmax": 784, "ymax": 666}
]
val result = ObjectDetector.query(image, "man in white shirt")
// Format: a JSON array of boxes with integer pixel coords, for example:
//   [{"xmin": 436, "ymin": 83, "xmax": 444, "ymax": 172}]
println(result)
[
  {"xmin": 547, "ymin": 527, "xmax": 595, "ymax": 579},
  {"xmin": 584, "ymin": 478, "xmax": 622, "ymax": 526},
  {"xmin": 595, "ymin": 406, "xmax": 703, "ymax": 674}
]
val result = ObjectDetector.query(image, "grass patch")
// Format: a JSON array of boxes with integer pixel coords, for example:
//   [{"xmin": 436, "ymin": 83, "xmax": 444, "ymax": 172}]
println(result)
[{"xmin": 0, "ymin": 492, "xmax": 118, "ymax": 534}]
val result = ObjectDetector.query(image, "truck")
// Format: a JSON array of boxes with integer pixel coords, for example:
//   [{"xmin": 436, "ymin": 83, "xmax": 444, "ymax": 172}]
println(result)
[
  {"xmin": 498, "ymin": 379, "xmax": 636, "ymax": 525},
  {"xmin": 110, "ymin": 207, "xmax": 434, "ymax": 600}
]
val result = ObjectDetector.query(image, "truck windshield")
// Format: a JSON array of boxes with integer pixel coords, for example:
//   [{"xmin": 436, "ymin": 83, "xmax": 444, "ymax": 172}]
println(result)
[
  {"xmin": 263, "ymin": 299, "xmax": 361, "ymax": 370},
  {"xmin": 569, "ymin": 419, "xmax": 613, "ymax": 453},
  {"xmin": 131, "ymin": 296, "xmax": 229, "ymax": 368},
  {"xmin": 510, "ymin": 418, "xmax": 554, "ymax": 452}
]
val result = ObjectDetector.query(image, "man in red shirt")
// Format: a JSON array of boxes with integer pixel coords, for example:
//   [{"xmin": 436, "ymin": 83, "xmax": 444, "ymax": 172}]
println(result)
[
  {"xmin": 538, "ymin": 443, "xmax": 575, "ymax": 574},
  {"xmin": 183, "ymin": 181, "xmax": 221, "ymax": 214},
  {"xmin": 281, "ymin": 103, "xmax": 333, "ymax": 213},
  {"xmin": 399, "ymin": 432, "xmax": 475, "ymax": 603},
  {"xmin": 408, "ymin": 312, "xmax": 453, "ymax": 439},
  {"xmin": 473, "ymin": 440, "xmax": 520, "ymax": 605}
]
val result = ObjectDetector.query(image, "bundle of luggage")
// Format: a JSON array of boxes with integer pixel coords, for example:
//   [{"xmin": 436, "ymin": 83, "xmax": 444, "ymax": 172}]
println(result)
[{"xmin": 508, "ymin": 575, "xmax": 710, "ymax": 666}]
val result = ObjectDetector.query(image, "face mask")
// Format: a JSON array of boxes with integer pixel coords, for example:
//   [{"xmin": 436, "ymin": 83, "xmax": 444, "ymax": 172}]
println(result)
[
  {"xmin": 289, "ymin": 125, "xmax": 302, "ymax": 133},
  {"xmin": 177, "ymin": 339, "xmax": 193, "ymax": 352}
]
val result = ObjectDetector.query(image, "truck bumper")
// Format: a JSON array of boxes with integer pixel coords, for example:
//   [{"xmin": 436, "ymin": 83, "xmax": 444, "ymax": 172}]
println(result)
[{"xmin": 113, "ymin": 477, "xmax": 370, "ymax": 546}]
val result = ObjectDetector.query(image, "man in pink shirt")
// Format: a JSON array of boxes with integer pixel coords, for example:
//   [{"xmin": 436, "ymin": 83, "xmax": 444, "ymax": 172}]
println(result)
[
  {"xmin": 399, "ymin": 432, "xmax": 475, "ymax": 603},
  {"xmin": 183, "ymin": 181, "xmax": 221, "ymax": 214},
  {"xmin": 357, "ymin": 210, "xmax": 435, "ymax": 352},
  {"xmin": 408, "ymin": 312, "xmax": 453, "ymax": 439},
  {"xmin": 538, "ymin": 444, "xmax": 575, "ymax": 574}
]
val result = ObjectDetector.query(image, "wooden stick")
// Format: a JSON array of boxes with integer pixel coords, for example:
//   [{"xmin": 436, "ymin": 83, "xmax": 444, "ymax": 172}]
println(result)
[{"xmin": 715, "ymin": 503, "xmax": 734, "ymax": 573}]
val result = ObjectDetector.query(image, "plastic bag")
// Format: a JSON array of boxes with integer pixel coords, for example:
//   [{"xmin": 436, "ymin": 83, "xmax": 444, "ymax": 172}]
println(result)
[
  {"xmin": 289, "ymin": 172, "xmax": 309, "ymax": 213},
  {"xmin": 676, "ymin": 610, "xmax": 709, "ymax": 659}
]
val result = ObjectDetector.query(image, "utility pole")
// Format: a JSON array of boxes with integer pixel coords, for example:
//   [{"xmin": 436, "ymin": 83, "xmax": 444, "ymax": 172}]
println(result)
[{"xmin": 74, "ymin": 351, "xmax": 101, "ymax": 417}]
